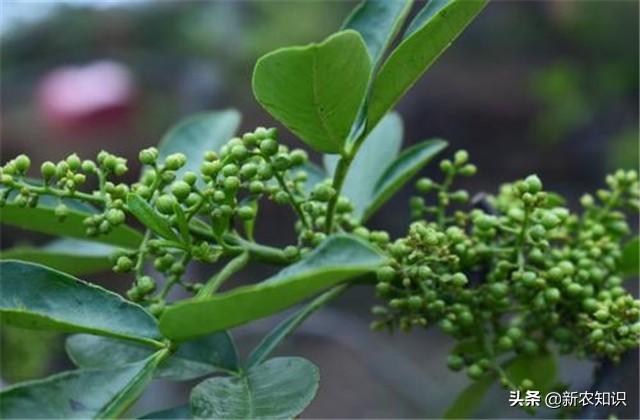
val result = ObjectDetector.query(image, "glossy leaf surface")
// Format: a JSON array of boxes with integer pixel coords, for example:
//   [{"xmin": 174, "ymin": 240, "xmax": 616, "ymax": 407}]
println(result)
[
  {"xmin": 140, "ymin": 404, "xmax": 191, "ymax": 419},
  {"xmin": 190, "ymin": 357, "xmax": 319, "ymax": 419},
  {"xmin": 0, "ymin": 353, "xmax": 163, "ymax": 418},
  {"xmin": 0, "ymin": 260, "xmax": 160, "ymax": 344},
  {"xmin": 160, "ymin": 235, "xmax": 383, "ymax": 341},
  {"xmin": 367, "ymin": 0, "xmax": 487, "ymax": 131},
  {"xmin": 325, "ymin": 112, "xmax": 403, "ymax": 220},
  {"xmin": 0, "ymin": 238, "xmax": 116, "ymax": 276},
  {"xmin": 156, "ymin": 110, "xmax": 241, "ymax": 179},
  {"xmin": 127, "ymin": 194, "xmax": 179, "ymax": 242},
  {"xmin": 342, "ymin": 0, "xmax": 413, "ymax": 69},
  {"xmin": 253, "ymin": 31, "xmax": 371, "ymax": 153},
  {"xmin": 66, "ymin": 332, "xmax": 238, "ymax": 381},
  {"xmin": 362, "ymin": 138, "xmax": 447, "ymax": 221}
]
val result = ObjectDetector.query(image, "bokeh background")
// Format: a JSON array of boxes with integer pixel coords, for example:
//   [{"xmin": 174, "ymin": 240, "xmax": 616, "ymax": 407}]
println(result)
[{"xmin": 1, "ymin": 0, "xmax": 638, "ymax": 418}]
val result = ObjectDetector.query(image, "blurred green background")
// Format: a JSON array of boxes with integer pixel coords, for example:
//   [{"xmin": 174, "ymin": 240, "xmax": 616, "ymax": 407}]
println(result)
[{"xmin": 1, "ymin": 1, "xmax": 638, "ymax": 418}]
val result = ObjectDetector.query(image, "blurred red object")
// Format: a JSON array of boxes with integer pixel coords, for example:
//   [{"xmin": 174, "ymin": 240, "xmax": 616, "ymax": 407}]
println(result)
[{"xmin": 37, "ymin": 60, "xmax": 135, "ymax": 132}]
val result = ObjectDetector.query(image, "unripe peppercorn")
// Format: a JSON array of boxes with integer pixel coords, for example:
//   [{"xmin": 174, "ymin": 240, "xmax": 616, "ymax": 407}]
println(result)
[
  {"xmin": 272, "ymin": 154, "xmax": 290, "ymax": 171},
  {"xmin": 156, "ymin": 194, "xmax": 177, "ymax": 215},
  {"xmin": 165, "ymin": 153, "xmax": 187, "ymax": 170},
  {"xmin": 149, "ymin": 302, "xmax": 165, "ymax": 317},
  {"xmin": 231, "ymin": 144, "xmax": 248, "ymax": 160},
  {"xmin": 54, "ymin": 204, "xmax": 69, "ymax": 221},
  {"xmin": 223, "ymin": 176, "xmax": 241, "ymax": 191},
  {"xmin": 171, "ymin": 181, "xmax": 191, "ymax": 201},
  {"xmin": 41, "ymin": 161, "xmax": 56, "ymax": 179},
  {"xmin": 137, "ymin": 276, "xmax": 156, "ymax": 294},
  {"xmin": 290, "ymin": 150, "xmax": 308, "ymax": 165},
  {"xmin": 201, "ymin": 161, "xmax": 221, "ymax": 177},
  {"xmin": 376, "ymin": 266, "xmax": 396, "ymax": 283},
  {"xmin": 467, "ymin": 364, "xmax": 484, "ymax": 380},
  {"xmin": 240, "ymin": 163, "xmax": 258, "ymax": 179},
  {"xmin": 115, "ymin": 256, "xmax": 133, "ymax": 272},
  {"xmin": 524, "ymin": 174, "xmax": 542, "ymax": 193},
  {"xmin": 260, "ymin": 139, "xmax": 278, "ymax": 156},
  {"xmin": 14, "ymin": 154, "xmax": 31, "ymax": 173},
  {"xmin": 447, "ymin": 355, "xmax": 464, "ymax": 371},
  {"xmin": 183, "ymin": 171, "xmax": 197, "ymax": 186},
  {"xmin": 237, "ymin": 206, "xmax": 256, "ymax": 220},
  {"xmin": 416, "ymin": 178, "xmax": 433, "ymax": 192},
  {"xmin": 139, "ymin": 147, "xmax": 158, "ymax": 165},
  {"xmin": 312, "ymin": 185, "xmax": 334, "ymax": 202},
  {"xmin": 283, "ymin": 245, "xmax": 299, "ymax": 260},
  {"xmin": 106, "ymin": 209, "xmax": 125, "ymax": 225},
  {"xmin": 545, "ymin": 287, "xmax": 561, "ymax": 303}
]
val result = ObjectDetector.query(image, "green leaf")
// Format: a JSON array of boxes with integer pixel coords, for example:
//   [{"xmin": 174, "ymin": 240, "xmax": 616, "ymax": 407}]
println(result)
[
  {"xmin": 367, "ymin": 0, "xmax": 488, "ymax": 131},
  {"xmin": 0, "ymin": 238, "xmax": 117, "ymax": 276},
  {"xmin": 140, "ymin": 404, "xmax": 191, "ymax": 419},
  {"xmin": 342, "ymin": 0, "xmax": 413, "ymax": 69},
  {"xmin": 160, "ymin": 235, "xmax": 384, "ymax": 341},
  {"xmin": 66, "ymin": 331, "xmax": 238, "ymax": 381},
  {"xmin": 190, "ymin": 357, "xmax": 319, "ymax": 419},
  {"xmin": 173, "ymin": 203, "xmax": 191, "ymax": 244},
  {"xmin": 0, "ymin": 260, "xmax": 160, "ymax": 345},
  {"xmin": 253, "ymin": 30, "xmax": 371, "ymax": 153},
  {"xmin": 156, "ymin": 110, "xmax": 241, "ymax": 179},
  {"xmin": 362, "ymin": 139, "xmax": 447, "ymax": 221},
  {"xmin": 127, "ymin": 194, "xmax": 179, "ymax": 242},
  {"xmin": 0, "ymin": 194, "xmax": 142, "ymax": 248},
  {"xmin": 444, "ymin": 375, "xmax": 494, "ymax": 419},
  {"xmin": 246, "ymin": 285, "xmax": 346, "ymax": 368},
  {"xmin": 444, "ymin": 352, "xmax": 557, "ymax": 418},
  {"xmin": 0, "ymin": 352, "xmax": 164, "ymax": 418},
  {"xmin": 620, "ymin": 236, "xmax": 639, "ymax": 276},
  {"xmin": 325, "ymin": 112, "xmax": 404, "ymax": 220}
]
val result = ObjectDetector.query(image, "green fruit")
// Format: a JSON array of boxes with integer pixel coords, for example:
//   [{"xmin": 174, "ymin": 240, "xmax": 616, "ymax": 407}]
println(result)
[
  {"xmin": 231, "ymin": 144, "xmax": 248, "ymax": 160},
  {"xmin": 524, "ymin": 174, "xmax": 542, "ymax": 193},
  {"xmin": 201, "ymin": 161, "xmax": 222, "ymax": 177},
  {"xmin": 138, "ymin": 147, "xmax": 158, "ymax": 165},
  {"xmin": 106, "ymin": 209, "xmax": 125, "ymax": 225},
  {"xmin": 222, "ymin": 164, "xmax": 239, "ymax": 177},
  {"xmin": 183, "ymin": 171, "xmax": 197, "ymax": 186},
  {"xmin": 237, "ymin": 206, "xmax": 255, "ymax": 220},
  {"xmin": 41, "ymin": 161, "xmax": 56, "ymax": 179},
  {"xmin": 260, "ymin": 139, "xmax": 278, "ymax": 156},
  {"xmin": 137, "ymin": 276, "xmax": 156, "ymax": 294},
  {"xmin": 156, "ymin": 194, "xmax": 177, "ymax": 215},
  {"xmin": 171, "ymin": 181, "xmax": 191, "ymax": 201},
  {"xmin": 115, "ymin": 256, "xmax": 133, "ymax": 272},
  {"xmin": 447, "ymin": 355, "xmax": 464, "ymax": 371},
  {"xmin": 467, "ymin": 364, "xmax": 484, "ymax": 380},
  {"xmin": 223, "ymin": 176, "xmax": 241, "ymax": 191},
  {"xmin": 165, "ymin": 153, "xmax": 186, "ymax": 170},
  {"xmin": 376, "ymin": 266, "xmax": 396, "ymax": 282},
  {"xmin": 54, "ymin": 204, "xmax": 69, "ymax": 221},
  {"xmin": 14, "ymin": 154, "xmax": 31, "ymax": 173}
]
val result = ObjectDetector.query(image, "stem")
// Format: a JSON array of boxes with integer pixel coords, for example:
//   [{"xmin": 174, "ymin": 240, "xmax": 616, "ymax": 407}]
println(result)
[
  {"xmin": 324, "ymin": 153, "xmax": 353, "ymax": 233},
  {"xmin": 274, "ymin": 171, "xmax": 310, "ymax": 229},
  {"xmin": 10, "ymin": 180, "xmax": 105, "ymax": 205},
  {"xmin": 198, "ymin": 251, "xmax": 249, "ymax": 298},
  {"xmin": 437, "ymin": 172, "xmax": 455, "ymax": 227}
]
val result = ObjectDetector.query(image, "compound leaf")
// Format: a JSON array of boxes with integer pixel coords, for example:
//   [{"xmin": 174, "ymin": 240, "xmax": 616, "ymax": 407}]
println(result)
[
  {"xmin": 342, "ymin": 0, "xmax": 413, "ymax": 69},
  {"xmin": 253, "ymin": 30, "xmax": 371, "ymax": 153},
  {"xmin": 160, "ymin": 235, "xmax": 383, "ymax": 341},
  {"xmin": 367, "ymin": 0, "xmax": 488, "ymax": 132},
  {"xmin": 325, "ymin": 112, "xmax": 404, "ymax": 220},
  {"xmin": 66, "ymin": 332, "xmax": 238, "ymax": 381},
  {"xmin": 0, "ymin": 352, "xmax": 164, "ymax": 418},
  {"xmin": 0, "ymin": 260, "xmax": 160, "ymax": 345},
  {"xmin": 190, "ymin": 357, "xmax": 319, "ymax": 419}
]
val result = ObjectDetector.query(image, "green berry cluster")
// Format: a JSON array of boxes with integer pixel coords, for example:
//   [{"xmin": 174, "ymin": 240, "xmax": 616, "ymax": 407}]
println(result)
[{"xmin": 372, "ymin": 151, "xmax": 639, "ymax": 394}]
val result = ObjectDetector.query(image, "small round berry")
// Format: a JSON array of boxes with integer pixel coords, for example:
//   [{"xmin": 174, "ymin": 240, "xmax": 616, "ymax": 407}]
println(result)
[
  {"xmin": 15, "ymin": 154, "xmax": 31, "ymax": 173},
  {"xmin": 524, "ymin": 174, "xmax": 542, "ymax": 193},
  {"xmin": 165, "ymin": 153, "xmax": 187, "ymax": 170},
  {"xmin": 237, "ymin": 206, "xmax": 256, "ymax": 220},
  {"xmin": 41, "ymin": 161, "xmax": 56, "ymax": 179},
  {"xmin": 139, "ymin": 147, "xmax": 158, "ymax": 165},
  {"xmin": 156, "ymin": 194, "xmax": 177, "ymax": 215},
  {"xmin": 137, "ymin": 276, "xmax": 156, "ymax": 294},
  {"xmin": 171, "ymin": 181, "xmax": 192, "ymax": 201},
  {"xmin": 260, "ymin": 139, "xmax": 278, "ymax": 156},
  {"xmin": 106, "ymin": 208, "xmax": 125, "ymax": 225}
]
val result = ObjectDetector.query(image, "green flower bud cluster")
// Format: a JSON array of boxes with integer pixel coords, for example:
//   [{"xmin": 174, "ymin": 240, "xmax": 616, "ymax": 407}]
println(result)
[
  {"xmin": 372, "ymin": 151, "xmax": 639, "ymax": 397},
  {"xmin": 411, "ymin": 149, "xmax": 475, "ymax": 223}
]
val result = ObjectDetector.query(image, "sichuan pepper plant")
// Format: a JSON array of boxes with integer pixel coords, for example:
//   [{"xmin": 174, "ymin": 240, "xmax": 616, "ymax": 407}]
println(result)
[{"xmin": 0, "ymin": 1, "xmax": 638, "ymax": 418}]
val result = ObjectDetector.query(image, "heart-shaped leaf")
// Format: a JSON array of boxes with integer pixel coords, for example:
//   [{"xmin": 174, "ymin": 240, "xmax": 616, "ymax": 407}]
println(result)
[
  {"xmin": 190, "ymin": 357, "xmax": 319, "ymax": 419},
  {"xmin": 342, "ymin": 0, "xmax": 413, "ymax": 69},
  {"xmin": 0, "ymin": 352, "xmax": 164, "ymax": 418},
  {"xmin": 324, "ymin": 112, "xmax": 404, "ymax": 220},
  {"xmin": 620, "ymin": 237, "xmax": 639, "ymax": 276},
  {"xmin": 156, "ymin": 110, "xmax": 241, "ymax": 180},
  {"xmin": 0, "ymin": 260, "xmax": 161, "ymax": 345},
  {"xmin": 0, "ymin": 238, "xmax": 117, "ymax": 276},
  {"xmin": 362, "ymin": 138, "xmax": 447, "ymax": 221},
  {"xmin": 160, "ymin": 235, "xmax": 384, "ymax": 341},
  {"xmin": 253, "ymin": 30, "xmax": 371, "ymax": 153},
  {"xmin": 66, "ymin": 331, "xmax": 238, "ymax": 381},
  {"xmin": 367, "ymin": 0, "xmax": 488, "ymax": 132},
  {"xmin": 127, "ymin": 194, "xmax": 180, "ymax": 242},
  {"xmin": 0, "ymin": 193, "xmax": 142, "ymax": 248}
]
